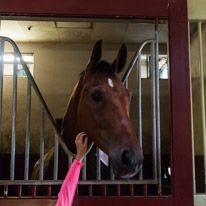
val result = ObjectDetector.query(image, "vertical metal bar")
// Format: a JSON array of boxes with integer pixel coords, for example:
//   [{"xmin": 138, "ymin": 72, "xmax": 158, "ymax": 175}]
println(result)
[
  {"xmin": 188, "ymin": 21, "xmax": 196, "ymax": 193},
  {"xmin": 39, "ymin": 107, "xmax": 45, "ymax": 181},
  {"xmin": 103, "ymin": 185, "xmax": 106, "ymax": 197},
  {"xmin": 96, "ymin": 147, "xmax": 101, "ymax": 180},
  {"xmin": 32, "ymin": 185, "xmax": 36, "ymax": 198},
  {"xmin": 68, "ymin": 156, "xmax": 73, "ymax": 169},
  {"xmin": 75, "ymin": 185, "xmax": 78, "ymax": 197},
  {"xmin": 130, "ymin": 184, "xmax": 134, "ymax": 197},
  {"xmin": 137, "ymin": 51, "xmax": 143, "ymax": 180},
  {"xmin": 4, "ymin": 185, "xmax": 8, "ymax": 198},
  {"xmin": 10, "ymin": 51, "xmax": 17, "ymax": 181},
  {"xmin": 0, "ymin": 39, "xmax": 5, "ymax": 149},
  {"xmin": 18, "ymin": 185, "xmax": 22, "ymax": 198},
  {"xmin": 125, "ymin": 77, "xmax": 129, "ymax": 89},
  {"xmin": 110, "ymin": 164, "xmax": 115, "ymax": 180},
  {"xmin": 198, "ymin": 21, "xmax": 206, "ymax": 191},
  {"xmin": 47, "ymin": 185, "xmax": 51, "ymax": 198},
  {"xmin": 116, "ymin": 184, "xmax": 120, "ymax": 196},
  {"xmin": 151, "ymin": 41, "xmax": 157, "ymax": 180},
  {"xmin": 155, "ymin": 18, "xmax": 162, "ymax": 195},
  {"xmin": 53, "ymin": 133, "xmax": 59, "ymax": 180},
  {"xmin": 88, "ymin": 185, "xmax": 92, "ymax": 197},
  {"xmin": 24, "ymin": 80, "xmax": 31, "ymax": 180},
  {"xmin": 143, "ymin": 184, "xmax": 147, "ymax": 197},
  {"xmin": 82, "ymin": 157, "xmax": 87, "ymax": 180}
]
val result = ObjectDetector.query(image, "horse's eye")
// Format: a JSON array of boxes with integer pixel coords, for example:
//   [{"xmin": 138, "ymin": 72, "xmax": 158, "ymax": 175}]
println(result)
[{"xmin": 91, "ymin": 91, "xmax": 103, "ymax": 102}]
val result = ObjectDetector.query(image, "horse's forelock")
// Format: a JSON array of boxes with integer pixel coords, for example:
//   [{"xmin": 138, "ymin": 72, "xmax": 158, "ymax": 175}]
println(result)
[
  {"xmin": 96, "ymin": 61, "xmax": 115, "ymax": 76},
  {"xmin": 80, "ymin": 60, "xmax": 115, "ymax": 78}
]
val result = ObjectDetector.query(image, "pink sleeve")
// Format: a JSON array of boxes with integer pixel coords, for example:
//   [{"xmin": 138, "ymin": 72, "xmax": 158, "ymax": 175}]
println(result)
[{"xmin": 56, "ymin": 160, "xmax": 83, "ymax": 206}]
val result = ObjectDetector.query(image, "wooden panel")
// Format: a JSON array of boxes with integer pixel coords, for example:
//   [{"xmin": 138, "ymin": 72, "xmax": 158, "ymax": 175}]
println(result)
[
  {"xmin": 0, "ymin": 0, "xmax": 169, "ymax": 18},
  {"xmin": 168, "ymin": 0, "xmax": 194, "ymax": 206},
  {"xmin": 0, "ymin": 198, "xmax": 174, "ymax": 206}
]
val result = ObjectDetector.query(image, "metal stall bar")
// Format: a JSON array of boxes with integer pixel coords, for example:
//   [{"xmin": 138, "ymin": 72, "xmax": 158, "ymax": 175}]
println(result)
[
  {"xmin": 10, "ymin": 51, "xmax": 18, "ymax": 181},
  {"xmin": 151, "ymin": 41, "xmax": 157, "ymax": 180},
  {"xmin": 124, "ymin": 78, "xmax": 129, "ymax": 89},
  {"xmin": 82, "ymin": 157, "xmax": 87, "ymax": 180},
  {"xmin": 0, "ymin": 39, "xmax": 4, "ymax": 149},
  {"xmin": 53, "ymin": 134, "xmax": 59, "ymax": 180},
  {"xmin": 24, "ymin": 80, "xmax": 31, "ymax": 180},
  {"xmin": 188, "ymin": 21, "xmax": 196, "ymax": 193},
  {"xmin": 0, "ymin": 179, "xmax": 158, "ymax": 186},
  {"xmin": 137, "ymin": 50, "xmax": 143, "ymax": 180},
  {"xmin": 68, "ymin": 156, "xmax": 73, "ymax": 168},
  {"xmin": 155, "ymin": 19, "xmax": 162, "ymax": 195},
  {"xmin": 40, "ymin": 108, "xmax": 45, "ymax": 180},
  {"xmin": 110, "ymin": 163, "xmax": 115, "ymax": 180},
  {"xmin": 96, "ymin": 147, "xmax": 101, "ymax": 180},
  {"xmin": 198, "ymin": 21, "xmax": 206, "ymax": 191},
  {"xmin": 53, "ymin": 136, "xmax": 58, "ymax": 180},
  {"xmin": 137, "ymin": 39, "xmax": 155, "ymax": 180}
]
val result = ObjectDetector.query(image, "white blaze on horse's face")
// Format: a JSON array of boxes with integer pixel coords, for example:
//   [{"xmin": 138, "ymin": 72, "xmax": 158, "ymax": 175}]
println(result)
[{"xmin": 108, "ymin": 78, "xmax": 114, "ymax": 88}]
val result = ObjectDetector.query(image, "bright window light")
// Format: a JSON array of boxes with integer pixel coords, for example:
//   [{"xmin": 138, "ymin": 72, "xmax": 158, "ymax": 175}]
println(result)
[{"xmin": 3, "ymin": 53, "xmax": 34, "ymax": 77}]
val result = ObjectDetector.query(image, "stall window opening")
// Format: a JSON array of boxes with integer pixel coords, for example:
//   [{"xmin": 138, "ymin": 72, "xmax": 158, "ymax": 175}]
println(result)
[{"xmin": 2, "ymin": 53, "xmax": 34, "ymax": 77}]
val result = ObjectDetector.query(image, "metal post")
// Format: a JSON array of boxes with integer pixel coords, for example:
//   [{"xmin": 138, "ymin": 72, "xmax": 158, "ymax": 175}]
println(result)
[
  {"xmin": 198, "ymin": 21, "xmax": 206, "ymax": 191},
  {"xmin": 151, "ymin": 41, "xmax": 157, "ymax": 180},
  {"xmin": 96, "ymin": 147, "xmax": 101, "ymax": 180},
  {"xmin": 24, "ymin": 80, "xmax": 31, "ymax": 180},
  {"xmin": 40, "ymin": 107, "xmax": 45, "ymax": 180},
  {"xmin": 125, "ymin": 78, "xmax": 129, "ymax": 89},
  {"xmin": 188, "ymin": 21, "xmax": 196, "ymax": 193},
  {"xmin": 82, "ymin": 157, "xmax": 87, "ymax": 180},
  {"xmin": 68, "ymin": 156, "xmax": 73, "ymax": 169},
  {"xmin": 155, "ymin": 18, "xmax": 162, "ymax": 195},
  {"xmin": 110, "ymin": 164, "xmax": 115, "ymax": 180},
  {"xmin": 0, "ymin": 39, "xmax": 5, "ymax": 149},
  {"xmin": 137, "ymin": 51, "xmax": 143, "ymax": 180},
  {"xmin": 10, "ymin": 52, "xmax": 18, "ymax": 181},
  {"xmin": 53, "ymin": 133, "xmax": 59, "ymax": 180}
]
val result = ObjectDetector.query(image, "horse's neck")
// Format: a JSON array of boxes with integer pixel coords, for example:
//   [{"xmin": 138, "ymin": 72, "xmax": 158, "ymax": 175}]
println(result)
[{"xmin": 61, "ymin": 76, "xmax": 84, "ymax": 154}]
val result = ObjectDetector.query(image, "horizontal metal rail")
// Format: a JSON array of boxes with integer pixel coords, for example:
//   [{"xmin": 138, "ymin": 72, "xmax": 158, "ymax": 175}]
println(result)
[{"xmin": 0, "ymin": 179, "xmax": 158, "ymax": 186}]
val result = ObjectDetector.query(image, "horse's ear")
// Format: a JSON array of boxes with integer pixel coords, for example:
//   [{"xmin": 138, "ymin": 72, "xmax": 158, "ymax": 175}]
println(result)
[
  {"xmin": 112, "ymin": 44, "xmax": 127, "ymax": 73},
  {"xmin": 88, "ymin": 40, "xmax": 102, "ymax": 72}
]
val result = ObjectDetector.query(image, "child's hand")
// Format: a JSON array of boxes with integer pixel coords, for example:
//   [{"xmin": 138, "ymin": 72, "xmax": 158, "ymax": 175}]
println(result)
[{"xmin": 75, "ymin": 132, "xmax": 88, "ymax": 163}]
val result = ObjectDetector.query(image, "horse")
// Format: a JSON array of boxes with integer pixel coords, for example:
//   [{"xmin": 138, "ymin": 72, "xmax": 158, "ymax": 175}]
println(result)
[{"xmin": 31, "ymin": 40, "xmax": 143, "ymax": 184}]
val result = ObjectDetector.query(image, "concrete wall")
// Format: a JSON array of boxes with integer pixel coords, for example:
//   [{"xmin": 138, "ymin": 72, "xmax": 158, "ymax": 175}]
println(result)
[
  {"xmin": 188, "ymin": 0, "xmax": 206, "ymax": 20},
  {"xmin": 1, "ymin": 42, "xmax": 169, "ymax": 154}
]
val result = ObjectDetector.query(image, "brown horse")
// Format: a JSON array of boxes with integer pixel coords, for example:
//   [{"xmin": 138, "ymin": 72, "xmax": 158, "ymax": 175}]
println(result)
[
  {"xmin": 61, "ymin": 40, "xmax": 143, "ymax": 178},
  {"xmin": 31, "ymin": 40, "xmax": 143, "ymax": 181}
]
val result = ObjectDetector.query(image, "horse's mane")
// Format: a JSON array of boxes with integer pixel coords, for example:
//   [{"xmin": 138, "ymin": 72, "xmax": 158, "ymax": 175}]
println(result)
[{"xmin": 79, "ymin": 60, "xmax": 115, "ymax": 78}]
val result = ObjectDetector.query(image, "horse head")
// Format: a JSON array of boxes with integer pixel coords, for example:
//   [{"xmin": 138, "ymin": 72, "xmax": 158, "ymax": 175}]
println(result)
[{"xmin": 62, "ymin": 40, "xmax": 143, "ymax": 178}]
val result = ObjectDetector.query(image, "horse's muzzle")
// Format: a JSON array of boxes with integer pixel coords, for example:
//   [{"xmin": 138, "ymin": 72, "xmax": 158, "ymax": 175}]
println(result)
[{"xmin": 110, "ymin": 147, "xmax": 143, "ymax": 179}]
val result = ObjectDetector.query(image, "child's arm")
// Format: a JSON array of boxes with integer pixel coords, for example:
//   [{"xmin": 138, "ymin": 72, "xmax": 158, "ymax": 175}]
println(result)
[
  {"xmin": 55, "ymin": 160, "xmax": 83, "ymax": 206},
  {"xmin": 56, "ymin": 132, "xmax": 88, "ymax": 206}
]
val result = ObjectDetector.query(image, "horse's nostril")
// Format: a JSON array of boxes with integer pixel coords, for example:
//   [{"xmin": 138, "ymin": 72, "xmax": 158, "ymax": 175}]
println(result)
[{"xmin": 121, "ymin": 150, "xmax": 134, "ymax": 167}]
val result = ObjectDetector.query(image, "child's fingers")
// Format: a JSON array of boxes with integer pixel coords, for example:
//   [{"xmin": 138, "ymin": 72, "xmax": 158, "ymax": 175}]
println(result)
[
  {"xmin": 75, "ymin": 132, "xmax": 87, "ymax": 146},
  {"xmin": 76, "ymin": 132, "xmax": 85, "ymax": 141},
  {"xmin": 83, "ymin": 137, "xmax": 88, "ymax": 147},
  {"xmin": 76, "ymin": 132, "xmax": 85, "ymax": 138}
]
